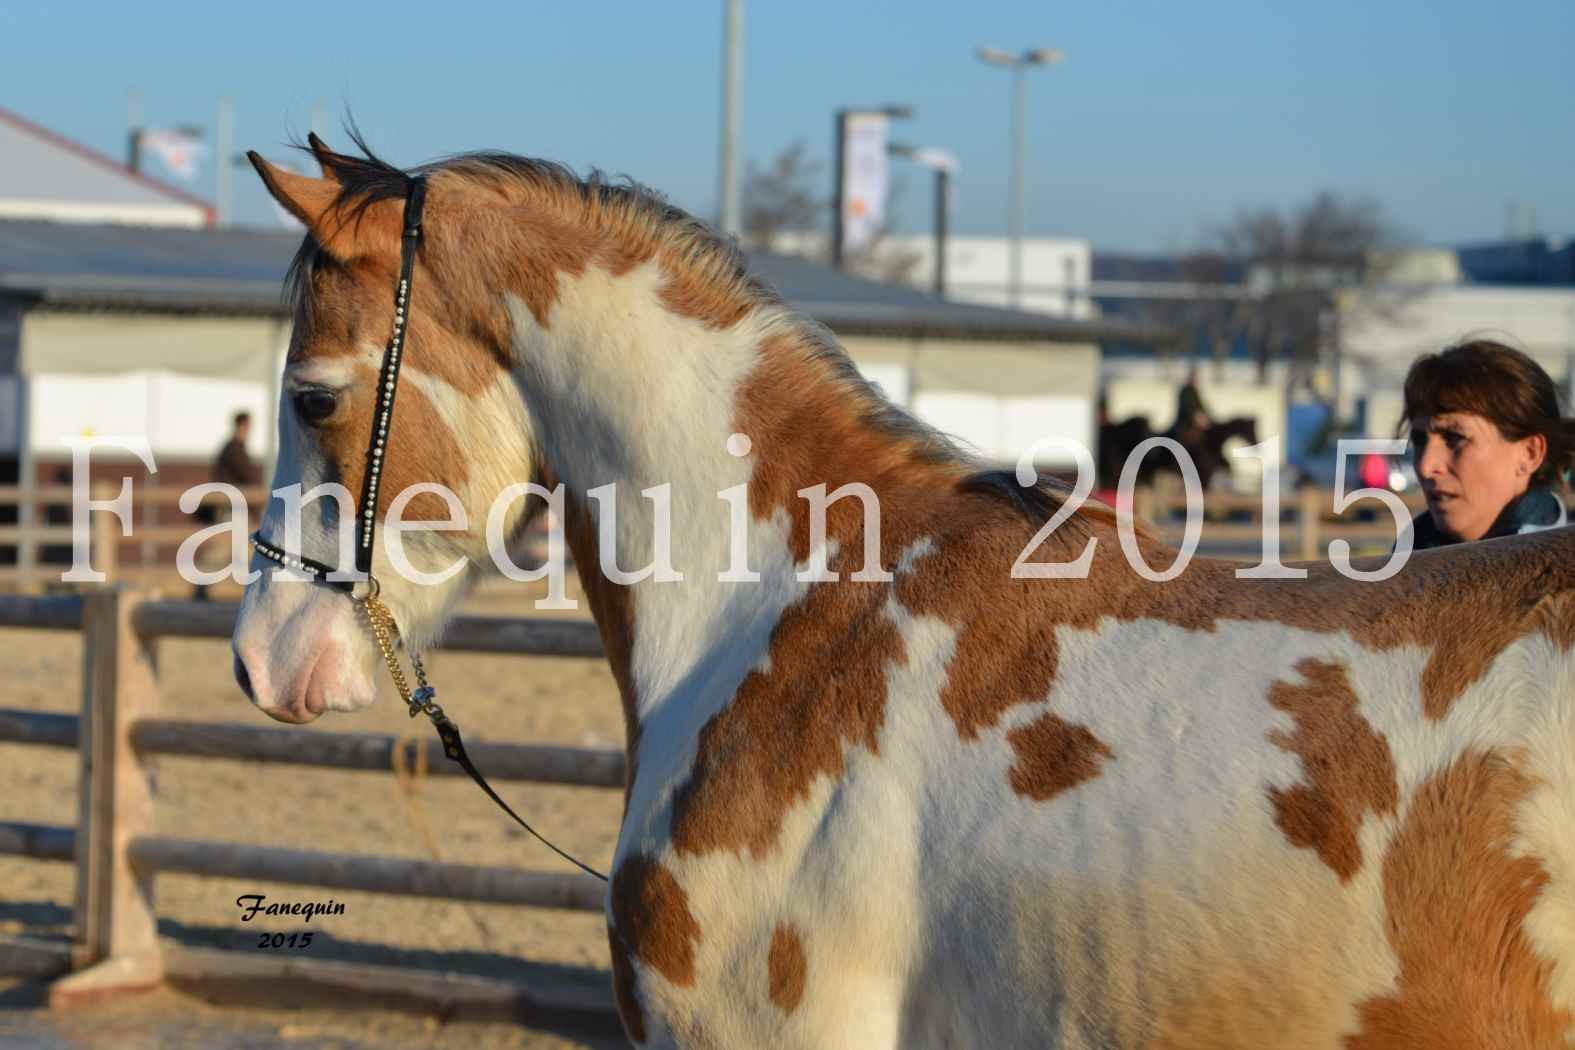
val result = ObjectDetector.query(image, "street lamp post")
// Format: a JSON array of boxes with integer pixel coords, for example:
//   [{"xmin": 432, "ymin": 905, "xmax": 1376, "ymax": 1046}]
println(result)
[
  {"xmin": 976, "ymin": 46, "xmax": 1063, "ymax": 308},
  {"xmin": 890, "ymin": 143, "xmax": 960, "ymax": 297},
  {"xmin": 718, "ymin": 0, "xmax": 743, "ymax": 239}
]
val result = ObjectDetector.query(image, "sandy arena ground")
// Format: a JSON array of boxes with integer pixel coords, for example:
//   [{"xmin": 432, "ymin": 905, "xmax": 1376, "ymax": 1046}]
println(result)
[{"xmin": 0, "ymin": 580, "xmax": 633, "ymax": 1048}]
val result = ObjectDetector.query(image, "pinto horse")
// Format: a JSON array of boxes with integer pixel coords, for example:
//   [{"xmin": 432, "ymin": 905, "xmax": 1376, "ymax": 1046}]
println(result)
[{"xmin": 233, "ymin": 139, "xmax": 1575, "ymax": 1049}]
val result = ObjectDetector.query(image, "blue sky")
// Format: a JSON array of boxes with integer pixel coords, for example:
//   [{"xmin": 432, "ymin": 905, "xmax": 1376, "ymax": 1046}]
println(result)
[{"xmin": 4, "ymin": 0, "xmax": 1571, "ymax": 252}]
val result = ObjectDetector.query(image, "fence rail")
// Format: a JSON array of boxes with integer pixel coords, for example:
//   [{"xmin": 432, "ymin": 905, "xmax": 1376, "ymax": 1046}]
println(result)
[
  {"xmin": 1136, "ymin": 478, "xmax": 1427, "ymax": 559},
  {"xmin": 0, "ymin": 483, "xmax": 269, "ymax": 591},
  {"xmin": 129, "ymin": 836, "xmax": 607, "ymax": 912},
  {"xmin": 0, "ymin": 588, "xmax": 623, "ymax": 1020}
]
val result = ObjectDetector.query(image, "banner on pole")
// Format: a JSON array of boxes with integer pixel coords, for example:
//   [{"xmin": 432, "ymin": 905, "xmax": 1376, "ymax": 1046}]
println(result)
[
  {"xmin": 840, "ymin": 112, "xmax": 889, "ymax": 256},
  {"xmin": 140, "ymin": 128, "xmax": 209, "ymax": 181}
]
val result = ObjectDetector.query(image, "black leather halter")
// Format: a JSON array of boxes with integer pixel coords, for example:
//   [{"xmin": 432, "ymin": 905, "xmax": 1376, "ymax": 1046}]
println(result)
[
  {"xmin": 250, "ymin": 176, "xmax": 606, "ymax": 883},
  {"xmin": 252, "ymin": 176, "xmax": 429, "ymax": 592}
]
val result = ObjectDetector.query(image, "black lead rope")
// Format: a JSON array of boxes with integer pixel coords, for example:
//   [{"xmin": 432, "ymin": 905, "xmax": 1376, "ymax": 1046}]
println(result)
[
  {"xmin": 252, "ymin": 173, "xmax": 607, "ymax": 884},
  {"xmin": 429, "ymin": 717, "xmax": 608, "ymax": 882}
]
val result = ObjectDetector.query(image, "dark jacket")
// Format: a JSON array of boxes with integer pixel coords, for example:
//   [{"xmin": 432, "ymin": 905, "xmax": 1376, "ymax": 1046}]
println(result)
[
  {"xmin": 194, "ymin": 437, "xmax": 259, "ymax": 523},
  {"xmin": 213, "ymin": 437, "xmax": 259, "ymax": 488},
  {"xmin": 1404, "ymin": 486, "xmax": 1568, "ymax": 551}
]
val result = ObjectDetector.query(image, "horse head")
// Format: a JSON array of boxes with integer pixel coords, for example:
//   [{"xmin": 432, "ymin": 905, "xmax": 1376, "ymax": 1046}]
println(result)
[{"xmin": 231, "ymin": 140, "xmax": 542, "ymax": 723}]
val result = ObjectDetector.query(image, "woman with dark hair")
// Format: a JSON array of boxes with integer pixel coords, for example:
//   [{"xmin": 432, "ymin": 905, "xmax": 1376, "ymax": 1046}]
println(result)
[{"xmin": 1400, "ymin": 339, "xmax": 1573, "ymax": 549}]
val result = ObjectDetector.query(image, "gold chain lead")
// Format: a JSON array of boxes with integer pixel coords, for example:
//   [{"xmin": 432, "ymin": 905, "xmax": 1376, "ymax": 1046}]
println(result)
[{"xmin": 358, "ymin": 593, "xmax": 441, "ymax": 719}]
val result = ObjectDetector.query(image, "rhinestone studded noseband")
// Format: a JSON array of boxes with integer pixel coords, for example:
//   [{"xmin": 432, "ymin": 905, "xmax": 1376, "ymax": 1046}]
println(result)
[{"xmin": 250, "ymin": 174, "xmax": 605, "ymax": 882}]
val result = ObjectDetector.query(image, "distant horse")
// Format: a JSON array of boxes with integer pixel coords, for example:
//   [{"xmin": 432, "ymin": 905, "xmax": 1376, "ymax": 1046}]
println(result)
[
  {"xmin": 234, "ymin": 138, "xmax": 1575, "ymax": 1049},
  {"xmin": 1171, "ymin": 414, "xmax": 1260, "ymax": 490},
  {"xmin": 1096, "ymin": 414, "xmax": 1156, "ymax": 489},
  {"xmin": 1099, "ymin": 414, "xmax": 1260, "ymax": 491}
]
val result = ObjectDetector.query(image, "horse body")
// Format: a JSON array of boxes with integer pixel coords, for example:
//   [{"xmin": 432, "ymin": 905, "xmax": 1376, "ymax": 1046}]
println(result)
[
  {"xmin": 609, "ymin": 495, "xmax": 1575, "ymax": 1049},
  {"xmin": 234, "ymin": 143, "xmax": 1575, "ymax": 1048}
]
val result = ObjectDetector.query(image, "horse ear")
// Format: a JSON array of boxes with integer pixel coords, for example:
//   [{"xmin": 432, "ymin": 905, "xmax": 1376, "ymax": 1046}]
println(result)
[
  {"xmin": 247, "ymin": 151, "xmax": 400, "ymax": 262},
  {"xmin": 305, "ymin": 132, "xmax": 344, "ymax": 183}
]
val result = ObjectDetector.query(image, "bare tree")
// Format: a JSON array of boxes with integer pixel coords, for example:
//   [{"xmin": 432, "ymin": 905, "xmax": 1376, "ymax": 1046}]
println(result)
[
  {"xmin": 1214, "ymin": 191, "xmax": 1402, "ymax": 391},
  {"xmin": 742, "ymin": 142, "xmax": 924, "ymax": 287},
  {"xmin": 741, "ymin": 142, "xmax": 823, "ymax": 253}
]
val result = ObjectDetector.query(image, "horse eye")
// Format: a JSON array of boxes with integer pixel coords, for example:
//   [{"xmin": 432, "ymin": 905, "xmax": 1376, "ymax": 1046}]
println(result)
[{"xmin": 293, "ymin": 388, "xmax": 338, "ymax": 424}]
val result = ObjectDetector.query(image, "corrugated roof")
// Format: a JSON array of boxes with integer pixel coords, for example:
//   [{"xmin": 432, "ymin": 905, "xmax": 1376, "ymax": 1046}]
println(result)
[{"xmin": 0, "ymin": 219, "xmax": 1167, "ymax": 344}]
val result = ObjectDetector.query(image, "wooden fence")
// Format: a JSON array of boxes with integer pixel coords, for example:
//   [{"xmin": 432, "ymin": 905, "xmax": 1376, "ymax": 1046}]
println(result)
[
  {"xmin": 1133, "ymin": 477, "xmax": 1427, "ymax": 561},
  {"xmin": 0, "ymin": 483, "xmax": 269, "ymax": 590},
  {"xmin": 0, "ymin": 590, "xmax": 621, "ymax": 1023}
]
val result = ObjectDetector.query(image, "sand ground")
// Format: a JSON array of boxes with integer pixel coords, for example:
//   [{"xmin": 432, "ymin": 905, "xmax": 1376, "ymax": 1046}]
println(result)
[{"xmin": 0, "ymin": 582, "xmax": 631, "ymax": 1047}]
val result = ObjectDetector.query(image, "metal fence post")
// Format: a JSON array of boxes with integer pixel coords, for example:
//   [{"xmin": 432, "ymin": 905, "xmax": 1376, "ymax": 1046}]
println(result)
[{"xmin": 52, "ymin": 587, "xmax": 162, "ymax": 1005}]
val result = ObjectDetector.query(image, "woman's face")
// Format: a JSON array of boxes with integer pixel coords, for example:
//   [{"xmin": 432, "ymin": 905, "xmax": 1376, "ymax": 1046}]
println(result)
[{"xmin": 1410, "ymin": 411, "xmax": 1546, "ymax": 542}]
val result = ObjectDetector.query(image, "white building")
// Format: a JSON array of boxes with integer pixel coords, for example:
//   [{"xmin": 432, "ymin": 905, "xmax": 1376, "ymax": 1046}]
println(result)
[
  {"xmin": 0, "ymin": 107, "xmax": 212, "ymax": 228},
  {"xmin": 1339, "ymin": 283, "xmax": 1575, "ymax": 436},
  {"xmin": 0, "ymin": 224, "xmax": 1163, "ymax": 490},
  {"xmin": 771, "ymin": 232, "xmax": 1095, "ymax": 319}
]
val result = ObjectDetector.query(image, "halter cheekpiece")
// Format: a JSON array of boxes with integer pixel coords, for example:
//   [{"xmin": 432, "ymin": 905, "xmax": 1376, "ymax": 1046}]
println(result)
[
  {"xmin": 251, "ymin": 174, "xmax": 606, "ymax": 883},
  {"xmin": 253, "ymin": 174, "xmax": 427, "ymax": 593}
]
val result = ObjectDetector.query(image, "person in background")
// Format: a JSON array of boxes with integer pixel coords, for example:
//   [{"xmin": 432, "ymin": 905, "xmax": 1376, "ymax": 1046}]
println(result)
[
  {"xmin": 1400, "ymin": 340, "xmax": 1572, "ymax": 550},
  {"xmin": 193, "ymin": 411, "xmax": 260, "ymax": 600},
  {"xmin": 1174, "ymin": 365, "xmax": 1213, "ymax": 448},
  {"xmin": 214, "ymin": 411, "xmax": 260, "ymax": 493}
]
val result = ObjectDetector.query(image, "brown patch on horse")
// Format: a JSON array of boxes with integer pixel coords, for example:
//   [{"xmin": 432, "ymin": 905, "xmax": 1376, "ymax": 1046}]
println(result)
[
  {"xmin": 665, "ymin": 333, "xmax": 1135, "ymax": 861},
  {"xmin": 306, "ymin": 337, "xmax": 467, "ymax": 524},
  {"xmin": 894, "ymin": 547, "xmax": 1074, "ymax": 740},
  {"xmin": 610, "ymin": 854, "xmax": 701, "ymax": 989},
  {"xmin": 608, "ymin": 927, "xmax": 648, "ymax": 1043},
  {"xmin": 558, "ymin": 485, "xmax": 641, "ymax": 807},
  {"xmin": 1077, "ymin": 531, "xmax": 1575, "ymax": 724},
  {"xmin": 293, "ymin": 254, "xmax": 500, "ymax": 393},
  {"xmin": 668, "ymin": 574, "xmax": 904, "ymax": 858},
  {"xmin": 474, "ymin": 207, "xmax": 610, "ymax": 331},
  {"xmin": 736, "ymin": 333, "xmax": 971, "ymax": 566},
  {"xmin": 767, "ymin": 922, "xmax": 807, "ymax": 1014},
  {"xmin": 657, "ymin": 261, "xmax": 755, "ymax": 329},
  {"xmin": 286, "ymin": 252, "xmax": 526, "ymax": 525},
  {"xmin": 1346, "ymin": 749, "xmax": 1570, "ymax": 1048},
  {"xmin": 1264, "ymin": 659, "xmax": 1398, "ymax": 882},
  {"xmin": 424, "ymin": 165, "xmax": 757, "ymax": 341},
  {"xmin": 1005, "ymin": 713, "xmax": 1114, "ymax": 801},
  {"xmin": 662, "ymin": 334, "xmax": 983, "ymax": 859},
  {"xmin": 1534, "ymin": 590, "xmax": 1575, "ymax": 652}
]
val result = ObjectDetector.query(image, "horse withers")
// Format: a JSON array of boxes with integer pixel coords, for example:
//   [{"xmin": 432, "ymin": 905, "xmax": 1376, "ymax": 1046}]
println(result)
[{"xmin": 232, "ymin": 137, "xmax": 1575, "ymax": 1049}]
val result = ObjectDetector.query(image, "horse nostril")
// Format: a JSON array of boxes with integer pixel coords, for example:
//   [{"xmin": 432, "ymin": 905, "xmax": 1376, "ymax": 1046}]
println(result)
[{"xmin": 233, "ymin": 653, "xmax": 256, "ymax": 702}]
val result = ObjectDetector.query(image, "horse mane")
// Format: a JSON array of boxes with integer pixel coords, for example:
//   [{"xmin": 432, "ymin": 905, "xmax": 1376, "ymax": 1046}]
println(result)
[
  {"xmin": 285, "ymin": 125, "xmax": 775, "ymax": 324},
  {"xmin": 283, "ymin": 129, "xmax": 1096, "ymax": 541}
]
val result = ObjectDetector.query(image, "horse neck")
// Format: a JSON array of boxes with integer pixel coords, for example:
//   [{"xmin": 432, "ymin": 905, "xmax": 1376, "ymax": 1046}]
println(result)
[
  {"xmin": 506, "ymin": 255, "xmax": 831, "ymax": 739},
  {"xmin": 501, "ymin": 243, "xmax": 974, "ymax": 776}
]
